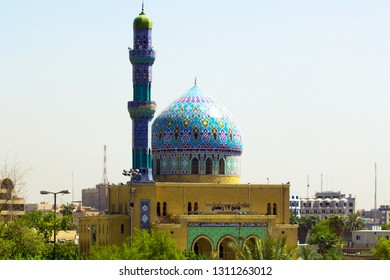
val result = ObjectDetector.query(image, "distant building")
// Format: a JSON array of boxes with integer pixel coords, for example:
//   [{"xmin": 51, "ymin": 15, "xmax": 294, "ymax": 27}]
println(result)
[
  {"xmin": 361, "ymin": 208, "xmax": 381, "ymax": 229},
  {"xmin": 289, "ymin": 193, "xmax": 301, "ymax": 217},
  {"xmin": 0, "ymin": 178, "xmax": 25, "ymax": 218},
  {"xmin": 300, "ymin": 191, "xmax": 355, "ymax": 220},
  {"xmin": 352, "ymin": 229, "xmax": 390, "ymax": 248},
  {"xmin": 379, "ymin": 205, "xmax": 390, "ymax": 225},
  {"xmin": 25, "ymin": 202, "xmax": 54, "ymax": 212},
  {"xmin": 81, "ymin": 183, "xmax": 107, "ymax": 212}
]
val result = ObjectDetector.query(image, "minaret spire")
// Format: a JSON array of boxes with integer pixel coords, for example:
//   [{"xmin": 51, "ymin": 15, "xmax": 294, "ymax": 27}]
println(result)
[
  {"xmin": 128, "ymin": 8, "xmax": 156, "ymax": 181},
  {"xmin": 142, "ymin": 1, "xmax": 144, "ymax": 12}
]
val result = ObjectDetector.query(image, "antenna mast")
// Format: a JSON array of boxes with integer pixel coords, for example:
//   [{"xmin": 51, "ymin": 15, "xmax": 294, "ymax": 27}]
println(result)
[
  {"xmin": 102, "ymin": 145, "xmax": 108, "ymax": 185},
  {"xmin": 374, "ymin": 162, "xmax": 377, "ymax": 224},
  {"xmin": 307, "ymin": 174, "xmax": 310, "ymax": 199},
  {"xmin": 72, "ymin": 172, "xmax": 74, "ymax": 202}
]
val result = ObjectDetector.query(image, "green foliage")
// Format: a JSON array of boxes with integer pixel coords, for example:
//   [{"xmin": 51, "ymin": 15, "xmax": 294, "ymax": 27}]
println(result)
[
  {"xmin": 0, "ymin": 212, "xmax": 78, "ymax": 260},
  {"xmin": 321, "ymin": 247, "xmax": 344, "ymax": 260},
  {"xmin": 296, "ymin": 245, "xmax": 320, "ymax": 260},
  {"xmin": 47, "ymin": 243, "xmax": 80, "ymax": 260},
  {"xmin": 298, "ymin": 215, "xmax": 319, "ymax": 244},
  {"xmin": 381, "ymin": 224, "xmax": 390, "ymax": 230},
  {"xmin": 289, "ymin": 211, "xmax": 299, "ymax": 225},
  {"xmin": 228, "ymin": 233, "xmax": 294, "ymax": 260},
  {"xmin": 128, "ymin": 229, "xmax": 184, "ymax": 260},
  {"xmin": 307, "ymin": 219, "xmax": 342, "ymax": 258},
  {"xmin": 0, "ymin": 218, "xmax": 49, "ymax": 259},
  {"xmin": 88, "ymin": 229, "xmax": 184, "ymax": 260},
  {"xmin": 309, "ymin": 219, "xmax": 331, "ymax": 243},
  {"xmin": 19, "ymin": 210, "xmax": 55, "ymax": 241},
  {"xmin": 372, "ymin": 237, "xmax": 390, "ymax": 260},
  {"xmin": 345, "ymin": 213, "xmax": 365, "ymax": 232},
  {"xmin": 60, "ymin": 203, "xmax": 75, "ymax": 216},
  {"xmin": 328, "ymin": 214, "xmax": 346, "ymax": 237},
  {"xmin": 88, "ymin": 243, "xmax": 122, "ymax": 260},
  {"xmin": 182, "ymin": 250, "xmax": 219, "ymax": 260},
  {"xmin": 317, "ymin": 233, "xmax": 339, "ymax": 254}
]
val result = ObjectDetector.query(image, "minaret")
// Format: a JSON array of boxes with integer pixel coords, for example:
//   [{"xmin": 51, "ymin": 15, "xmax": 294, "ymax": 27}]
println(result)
[{"xmin": 128, "ymin": 5, "xmax": 156, "ymax": 181}]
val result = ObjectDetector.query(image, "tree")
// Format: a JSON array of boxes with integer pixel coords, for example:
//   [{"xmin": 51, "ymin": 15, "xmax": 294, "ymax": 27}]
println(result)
[
  {"xmin": 128, "ymin": 229, "xmax": 184, "ymax": 260},
  {"xmin": 20, "ymin": 210, "xmax": 56, "ymax": 241},
  {"xmin": 296, "ymin": 245, "xmax": 320, "ymax": 260},
  {"xmin": 328, "ymin": 214, "xmax": 346, "ymax": 237},
  {"xmin": 317, "ymin": 233, "xmax": 339, "ymax": 255},
  {"xmin": 60, "ymin": 203, "xmax": 75, "ymax": 216},
  {"xmin": 0, "ymin": 154, "xmax": 31, "ymax": 198},
  {"xmin": 60, "ymin": 203, "xmax": 76, "ymax": 230},
  {"xmin": 0, "ymin": 219, "xmax": 49, "ymax": 259},
  {"xmin": 372, "ymin": 237, "xmax": 390, "ymax": 260},
  {"xmin": 87, "ymin": 229, "xmax": 184, "ymax": 260},
  {"xmin": 298, "ymin": 215, "xmax": 319, "ymax": 244},
  {"xmin": 381, "ymin": 224, "xmax": 390, "ymax": 230},
  {"xmin": 290, "ymin": 210, "xmax": 299, "ymax": 225},
  {"xmin": 345, "ymin": 213, "xmax": 365, "ymax": 240},
  {"xmin": 228, "ymin": 233, "xmax": 294, "ymax": 260},
  {"xmin": 307, "ymin": 219, "xmax": 344, "ymax": 259}
]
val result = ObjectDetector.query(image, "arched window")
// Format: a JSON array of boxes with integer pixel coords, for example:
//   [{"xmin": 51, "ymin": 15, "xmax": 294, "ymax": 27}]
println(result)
[
  {"xmin": 191, "ymin": 157, "xmax": 199, "ymax": 174},
  {"xmin": 163, "ymin": 202, "xmax": 167, "ymax": 216},
  {"xmin": 194, "ymin": 202, "xmax": 199, "ymax": 213},
  {"xmin": 273, "ymin": 203, "xmax": 277, "ymax": 215},
  {"xmin": 219, "ymin": 158, "xmax": 225, "ymax": 175},
  {"xmin": 157, "ymin": 202, "xmax": 161, "ymax": 216},
  {"xmin": 188, "ymin": 202, "xmax": 192, "ymax": 214},
  {"xmin": 266, "ymin": 203, "xmax": 271, "ymax": 215},
  {"xmin": 206, "ymin": 158, "xmax": 213, "ymax": 174},
  {"xmin": 156, "ymin": 158, "xmax": 161, "ymax": 175}
]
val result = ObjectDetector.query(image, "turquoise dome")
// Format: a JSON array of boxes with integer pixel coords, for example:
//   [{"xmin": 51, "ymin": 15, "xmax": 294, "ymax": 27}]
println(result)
[{"xmin": 151, "ymin": 86, "xmax": 243, "ymax": 154}]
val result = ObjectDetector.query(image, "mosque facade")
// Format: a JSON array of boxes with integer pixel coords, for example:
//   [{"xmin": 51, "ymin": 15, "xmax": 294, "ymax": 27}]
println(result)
[{"xmin": 79, "ymin": 7, "xmax": 297, "ymax": 259}]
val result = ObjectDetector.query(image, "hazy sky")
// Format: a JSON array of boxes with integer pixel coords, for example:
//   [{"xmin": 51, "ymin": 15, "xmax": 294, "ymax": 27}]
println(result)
[{"xmin": 1, "ymin": 0, "xmax": 389, "ymax": 210}]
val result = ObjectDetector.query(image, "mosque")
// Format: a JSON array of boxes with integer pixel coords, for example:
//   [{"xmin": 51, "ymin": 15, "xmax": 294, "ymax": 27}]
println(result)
[{"xmin": 79, "ymin": 6, "xmax": 297, "ymax": 259}]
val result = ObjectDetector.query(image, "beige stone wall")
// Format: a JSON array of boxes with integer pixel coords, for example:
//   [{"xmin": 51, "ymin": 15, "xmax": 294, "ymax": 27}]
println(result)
[{"xmin": 79, "ymin": 182, "xmax": 297, "ymax": 255}]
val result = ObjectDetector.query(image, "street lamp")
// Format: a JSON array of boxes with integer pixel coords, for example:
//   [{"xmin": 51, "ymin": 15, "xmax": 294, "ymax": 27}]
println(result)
[
  {"xmin": 122, "ymin": 169, "xmax": 140, "ymax": 246},
  {"xmin": 40, "ymin": 190, "xmax": 70, "ymax": 245}
]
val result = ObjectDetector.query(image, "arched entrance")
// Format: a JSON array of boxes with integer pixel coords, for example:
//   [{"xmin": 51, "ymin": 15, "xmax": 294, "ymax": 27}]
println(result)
[
  {"xmin": 192, "ymin": 236, "xmax": 213, "ymax": 257},
  {"xmin": 243, "ymin": 235, "xmax": 259, "ymax": 249},
  {"xmin": 218, "ymin": 236, "xmax": 236, "ymax": 260}
]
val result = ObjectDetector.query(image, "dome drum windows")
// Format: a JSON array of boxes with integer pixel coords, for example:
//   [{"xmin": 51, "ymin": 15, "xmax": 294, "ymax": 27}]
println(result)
[
  {"xmin": 205, "ymin": 158, "xmax": 213, "ymax": 174},
  {"xmin": 191, "ymin": 157, "xmax": 199, "ymax": 174},
  {"xmin": 153, "ymin": 152, "xmax": 238, "ymax": 178}
]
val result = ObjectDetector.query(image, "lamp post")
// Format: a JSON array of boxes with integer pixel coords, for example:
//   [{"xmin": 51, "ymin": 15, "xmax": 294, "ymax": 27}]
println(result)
[
  {"xmin": 122, "ymin": 169, "xmax": 140, "ymax": 246},
  {"xmin": 40, "ymin": 190, "xmax": 70, "ymax": 251}
]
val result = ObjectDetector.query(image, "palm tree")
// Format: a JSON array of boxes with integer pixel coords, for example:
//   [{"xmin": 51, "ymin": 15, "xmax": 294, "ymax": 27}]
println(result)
[
  {"xmin": 298, "ymin": 215, "xmax": 319, "ymax": 244},
  {"xmin": 297, "ymin": 245, "xmax": 319, "ymax": 260},
  {"xmin": 345, "ymin": 213, "xmax": 365, "ymax": 240},
  {"xmin": 317, "ymin": 233, "xmax": 338, "ymax": 255},
  {"xmin": 228, "ymin": 233, "xmax": 294, "ymax": 260},
  {"xmin": 60, "ymin": 203, "xmax": 75, "ymax": 216},
  {"xmin": 328, "ymin": 214, "xmax": 346, "ymax": 237}
]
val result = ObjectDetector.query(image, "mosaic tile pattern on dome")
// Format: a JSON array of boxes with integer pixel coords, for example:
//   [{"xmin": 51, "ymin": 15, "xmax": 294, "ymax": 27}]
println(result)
[{"xmin": 152, "ymin": 86, "xmax": 243, "ymax": 154}]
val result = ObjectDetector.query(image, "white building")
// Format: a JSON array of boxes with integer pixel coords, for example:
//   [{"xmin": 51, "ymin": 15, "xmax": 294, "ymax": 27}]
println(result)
[
  {"xmin": 300, "ymin": 191, "xmax": 355, "ymax": 220},
  {"xmin": 289, "ymin": 193, "xmax": 301, "ymax": 217}
]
